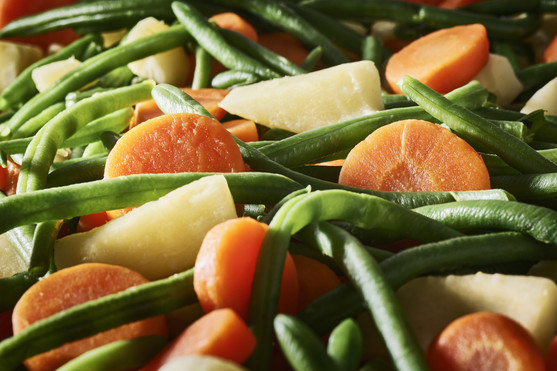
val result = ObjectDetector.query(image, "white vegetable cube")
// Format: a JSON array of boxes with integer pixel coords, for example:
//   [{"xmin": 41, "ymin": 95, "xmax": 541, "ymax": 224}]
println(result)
[
  {"xmin": 124, "ymin": 17, "xmax": 190, "ymax": 86},
  {"xmin": 0, "ymin": 41, "xmax": 43, "ymax": 93},
  {"xmin": 54, "ymin": 175, "xmax": 238, "ymax": 280},
  {"xmin": 473, "ymin": 53, "xmax": 523, "ymax": 107},
  {"xmin": 396, "ymin": 272, "xmax": 557, "ymax": 352},
  {"xmin": 521, "ymin": 76, "xmax": 557, "ymax": 116},
  {"xmin": 218, "ymin": 60, "xmax": 384, "ymax": 133},
  {"xmin": 0, "ymin": 233, "xmax": 27, "ymax": 278},
  {"xmin": 31, "ymin": 56, "xmax": 82, "ymax": 92}
]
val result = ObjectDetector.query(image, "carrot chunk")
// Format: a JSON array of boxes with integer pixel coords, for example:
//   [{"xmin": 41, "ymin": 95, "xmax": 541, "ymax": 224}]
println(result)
[
  {"xmin": 544, "ymin": 35, "xmax": 557, "ymax": 63},
  {"xmin": 385, "ymin": 24, "xmax": 489, "ymax": 94},
  {"xmin": 210, "ymin": 12, "xmax": 258, "ymax": 42},
  {"xmin": 292, "ymin": 254, "xmax": 341, "ymax": 310},
  {"xmin": 194, "ymin": 217, "xmax": 299, "ymax": 320},
  {"xmin": 338, "ymin": 119, "xmax": 490, "ymax": 192},
  {"xmin": 258, "ymin": 32, "xmax": 309, "ymax": 66},
  {"xmin": 0, "ymin": 158, "xmax": 20, "ymax": 196},
  {"xmin": 140, "ymin": 308, "xmax": 256, "ymax": 371},
  {"xmin": 12, "ymin": 263, "xmax": 168, "ymax": 371},
  {"xmin": 104, "ymin": 112, "xmax": 245, "ymax": 218},
  {"xmin": 222, "ymin": 119, "xmax": 259, "ymax": 142},
  {"xmin": 427, "ymin": 312, "xmax": 545, "ymax": 371}
]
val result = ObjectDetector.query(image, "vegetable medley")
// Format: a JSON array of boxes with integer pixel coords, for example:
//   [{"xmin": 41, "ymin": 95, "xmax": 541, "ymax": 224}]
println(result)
[{"xmin": 1, "ymin": 0, "xmax": 557, "ymax": 370}]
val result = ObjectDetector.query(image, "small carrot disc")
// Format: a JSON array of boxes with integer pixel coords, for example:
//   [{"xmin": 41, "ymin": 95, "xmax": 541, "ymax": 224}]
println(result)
[
  {"xmin": 385, "ymin": 23, "xmax": 489, "ymax": 94},
  {"xmin": 427, "ymin": 312, "xmax": 545, "ymax": 371},
  {"xmin": 338, "ymin": 119, "xmax": 490, "ymax": 192}
]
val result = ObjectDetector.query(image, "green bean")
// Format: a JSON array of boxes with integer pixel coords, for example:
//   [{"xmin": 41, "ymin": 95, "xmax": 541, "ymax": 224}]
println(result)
[
  {"xmin": 17, "ymin": 80, "xmax": 154, "ymax": 195},
  {"xmin": 326, "ymin": 318, "xmax": 363, "ymax": 371},
  {"xmin": 0, "ymin": 172, "xmax": 303, "ymax": 235},
  {"xmin": 219, "ymin": 28, "xmax": 307, "ymax": 76},
  {"xmin": 10, "ymin": 102, "xmax": 65, "ymax": 140},
  {"xmin": 0, "ymin": 34, "xmax": 101, "ymax": 111},
  {"xmin": 247, "ymin": 190, "xmax": 460, "ymax": 369},
  {"xmin": 47, "ymin": 155, "xmax": 106, "ymax": 187},
  {"xmin": 0, "ymin": 25, "xmax": 192, "ymax": 138},
  {"xmin": 362, "ymin": 35, "xmax": 384, "ymax": 68},
  {"xmin": 27, "ymin": 220, "xmax": 62, "ymax": 278},
  {"xmin": 81, "ymin": 140, "xmax": 107, "ymax": 157},
  {"xmin": 0, "ymin": 110, "xmax": 14, "ymax": 124},
  {"xmin": 300, "ymin": 46, "xmax": 323, "ymax": 72},
  {"xmin": 65, "ymin": 87, "xmax": 113, "ymax": 107},
  {"xmin": 297, "ymin": 232, "xmax": 557, "ymax": 335},
  {"xmin": 300, "ymin": 0, "xmax": 541, "ymax": 40},
  {"xmin": 152, "ymin": 83, "xmax": 214, "ymax": 118},
  {"xmin": 516, "ymin": 61, "xmax": 557, "ymax": 96},
  {"xmin": 274, "ymin": 314, "xmax": 341, "ymax": 371},
  {"xmin": 302, "ymin": 221, "xmax": 428, "ymax": 371},
  {"xmin": 399, "ymin": 75, "xmax": 557, "ymax": 174},
  {"xmin": 211, "ymin": 69, "xmax": 261, "ymax": 88},
  {"xmin": 56, "ymin": 335, "xmax": 167, "ymax": 371},
  {"xmin": 491, "ymin": 41, "xmax": 521, "ymax": 71},
  {"xmin": 0, "ymin": 269, "xmax": 196, "ymax": 371},
  {"xmin": 212, "ymin": 0, "xmax": 351, "ymax": 65},
  {"xmin": 463, "ymin": 0, "xmax": 541, "ymax": 14},
  {"xmin": 0, "ymin": 271, "xmax": 38, "ymax": 312},
  {"xmin": 490, "ymin": 173, "xmax": 557, "ymax": 200},
  {"xmin": 172, "ymin": 2, "xmax": 279, "ymax": 80},
  {"xmin": 96, "ymin": 65, "xmax": 136, "ymax": 88},
  {"xmin": 191, "ymin": 45, "xmax": 212, "ymax": 89}
]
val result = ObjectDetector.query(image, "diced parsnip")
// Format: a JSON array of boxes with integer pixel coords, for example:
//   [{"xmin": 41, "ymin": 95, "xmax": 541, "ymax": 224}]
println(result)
[
  {"xmin": 521, "ymin": 76, "xmax": 557, "ymax": 116},
  {"xmin": 54, "ymin": 175, "xmax": 237, "ymax": 280},
  {"xmin": 31, "ymin": 56, "xmax": 82, "ymax": 92},
  {"xmin": 123, "ymin": 17, "xmax": 190, "ymax": 86},
  {"xmin": 159, "ymin": 355, "xmax": 247, "ymax": 371},
  {"xmin": 396, "ymin": 272, "xmax": 557, "ymax": 352},
  {"xmin": 101, "ymin": 28, "xmax": 127, "ymax": 48},
  {"xmin": 0, "ymin": 41, "xmax": 43, "ymax": 93},
  {"xmin": 473, "ymin": 53, "xmax": 523, "ymax": 107},
  {"xmin": 0, "ymin": 233, "xmax": 27, "ymax": 279},
  {"xmin": 218, "ymin": 61, "xmax": 384, "ymax": 133}
]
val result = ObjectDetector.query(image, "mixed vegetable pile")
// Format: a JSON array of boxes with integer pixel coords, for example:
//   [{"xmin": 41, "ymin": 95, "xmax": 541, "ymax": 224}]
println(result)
[{"xmin": 1, "ymin": 0, "xmax": 557, "ymax": 370}]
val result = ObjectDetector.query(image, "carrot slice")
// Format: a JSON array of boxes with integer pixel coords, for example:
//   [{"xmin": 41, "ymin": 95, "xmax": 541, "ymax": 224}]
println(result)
[
  {"xmin": 76, "ymin": 211, "xmax": 110, "ymax": 232},
  {"xmin": 258, "ymin": 32, "xmax": 309, "ymax": 66},
  {"xmin": 385, "ymin": 24, "xmax": 489, "ymax": 94},
  {"xmin": 544, "ymin": 35, "xmax": 557, "ymax": 63},
  {"xmin": 132, "ymin": 88, "xmax": 230, "ymax": 127},
  {"xmin": 222, "ymin": 119, "xmax": 259, "ymax": 142},
  {"xmin": 140, "ymin": 308, "xmax": 256, "ymax": 371},
  {"xmin": 427, "ymin": 312, "xmax": 545, "ymax": 371},
  {"xmin": 12, "ymin": 263, "xmax": 168, "ymax": 371},
  {"xmin": 438, "ymin": 0, "xmax": 486, "ymax": 8},
  {"xmin": 104, "ymin": 112, "xmax": 245, "ymax": 219},
  {"xmin": 0, "ymin": 157, "xmax": 20, "ymax": 196},
  {"xmin": 210, "ymin": 12, "xmax": 258, "ymax": 42},
  {"xmin": 194, "ymin": 217, "xmax": 299, "ymax": 320},
  {"xmin": 292, "ymin": 254, "xmax": 341, "ymax": 310},
  {"xmin": 338, "ymin": 119, "xmax": 490, "ymax": 192}
]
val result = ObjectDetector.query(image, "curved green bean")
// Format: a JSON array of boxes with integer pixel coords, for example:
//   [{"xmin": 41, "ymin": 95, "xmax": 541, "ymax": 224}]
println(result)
[
  {"xmin": 191, "ymin": 45, "xmax": 212, "ymax": 89},
  {"xmin": 326, "ymin": 318, "xmax": 363, "ymax": 371}
]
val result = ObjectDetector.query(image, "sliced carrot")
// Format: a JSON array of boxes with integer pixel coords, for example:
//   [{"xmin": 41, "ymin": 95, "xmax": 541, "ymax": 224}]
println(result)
[
  {"xmin": 385, "ymin": 24, "xmax": 489, "ymax": 94},
  {"xmin": 210, "ymin": 12, "xmax": 258, "ymax": 42},
  {"xmin": 338, "ymin": 119, "xmax": 490, "ymax": 192},
  {"xmin": 0, "ymin": 0, "xmax": 80, "ymax": 51},
  {"xmin": 12, "ymin": 262, "xmax": 168, "ymax": 371},
  {"xmin": 0, "ymin": 157, "xmax": 20, "ymax": 196},
  {"xmin": 426, "ymin": 312, "xmax": 545, "ymax": 371},
  {"xmin": 140, "ymin": 308, "xmax": 256, "ymax": 371},
  {"xmin": 194, "ymin": 217, "xmax": 299, "ymax": 320},
  {"xmin": 544, "ymin": 34, "xmax": 557, "ymax": 63},
  {"xmin": 546, "ymin": 334, "xmax": 557, "ymax": 371},
  {"xmin": 222, "ymin": 119, "xmax": 259, "ymax": 142},
  {"xmin": 439, "ymin": 0, "xmax": 486, "ymax": 8},
  {"xmin": 292, "ymin": 254, "xmax": 341, "ymax": 310},
  {"xmin": 258, "ymin": 32, "xmax": 309, "ymax": 66},
  {"xmin": 104, "ymin": 112, "xmax": 245, "ymax": 219},
  {"xmin": 76, "ymin": 211, "xmax": 110, "ymax": 232},
  {"xmin": 132, "ymin": 88, "xmax": 230, "ymax": 128}
]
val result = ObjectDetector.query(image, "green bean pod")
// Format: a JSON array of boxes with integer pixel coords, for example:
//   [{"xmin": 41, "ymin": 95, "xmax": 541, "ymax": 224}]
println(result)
[
  {"xmin": 463, "ymin": 0, "xmax": 541, "ymax": 14},
  {"xmin": 10, "ymin": 102, "xmax": 66, "ymax": 140},
  {"xmin": 46, "ymin": 155, "xmax": 107, "ymax": 188},
  {"xmin": 0, "ymin": 269, "xmax": 196, "ymax": 371},
  {"xmin": 491, "ymin": 173, "xmax": 557, "ymax": 200},
  {"xmin": 326, "ymin": 318, "xmax": 363, "ymax": 371},
  {"xmin": 191, "ymin": 45, "xmax": 213, "ymax": 89},
  {"xmin": 151, "ymin": 84, "xmax": 214, "ymax": 118},
  {"xmin": 211, "ymin": 70, "xmax": 261, "ymax": 89},
  {"xmin": 0, "ymin": 272, "xmax": 38, "ymax": 313}
]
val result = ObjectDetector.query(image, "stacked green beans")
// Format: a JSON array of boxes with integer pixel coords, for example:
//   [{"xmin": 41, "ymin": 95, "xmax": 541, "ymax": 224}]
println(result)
[{"xmin": 1, "ymin": 0, "xmax": 557, "ymax": 370}]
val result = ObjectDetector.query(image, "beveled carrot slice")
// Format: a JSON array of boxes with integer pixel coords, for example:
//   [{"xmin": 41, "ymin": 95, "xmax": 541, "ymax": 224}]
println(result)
[
  {"xmin": 210, "ymin": 12, "xmax": 258, "ymax": 42},
  {"xmin": 385, "ymin": 24, "xmax": 489, "ymax": 94},
  {"xmin": 222, "ymin": 119, "xmax": 259, "ymax": 142},
  {"xmin": 338, "ymin": 119, "xmax": 490, "ymax": 192}
]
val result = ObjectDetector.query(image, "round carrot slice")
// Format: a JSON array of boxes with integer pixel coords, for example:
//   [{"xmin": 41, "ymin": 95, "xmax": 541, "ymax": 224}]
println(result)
[
  {"xmin": 338, "ymin": 119, "xmax": 490, "ymax": 192},
  {"xmin": 12, "ymin": 263, "xmax": 168, "ymax": 371},
  {"xmin": 103, "ymin": 112, "xmax": 245, "ymax": 218},
  {"xmin": 385, "ymin": 24, "xmax": 489, "ymax": 94},
  {"xmin": 427, "ymin": 312, "xmax": 545, "ymax": 371}
]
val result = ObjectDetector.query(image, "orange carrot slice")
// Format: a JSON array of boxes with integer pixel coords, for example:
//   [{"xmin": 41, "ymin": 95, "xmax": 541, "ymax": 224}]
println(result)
[
  {"xmin": 292, "ymin": 254, "xmax": 341, "ymax": 310},
  {"xmin": 385, "ymin": 24, "xmax": 489, "ymax": 94},
  {"xmin": 140, "ymin": 308, "xmax": 256, "ymax": 371},
  {"xmin": 0, "ymin": 158, "xmax": 20, "ymax": 196},
  {"xmin": 544, "ymin": 35, "xmax": 557, "ymax": 63},
  {"xmin": 439, "ymin": 0, "xmax": 486, "ymax": 8},
  {"xmin": 338, "ymin": 119, "xmax": 490, "ymax": 192},
  {"xmin": 426, "ymin": 312, "xmax": 545, "ymax": 371},
  {"xmin": 132, "ymin": 88, "xmax": 230, "ymax": 128},
  {"xmin": 104, "ymin": 112, "xmax": 245, "ymax": 219},
  {"xmin": 12, "ymin": 263, "xmax": 168, "ymax": 371},
  {"xmin": 194, "ymin": 217, "xmax": 299, "ymax": 320},
  {"xmin": 210, "ymin": 12, "xmax": 258, "ymax": 42},
  {"xmin": 258, "ymin": 32, "xmax": 309, "ymax": 66},
  {"xmin": 222, "ymin": 119, "xmax": 259, "ymax": 142},
  {"xmin": 76, "ymin": 211, "xmax": 110, "ymax": 232}
]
